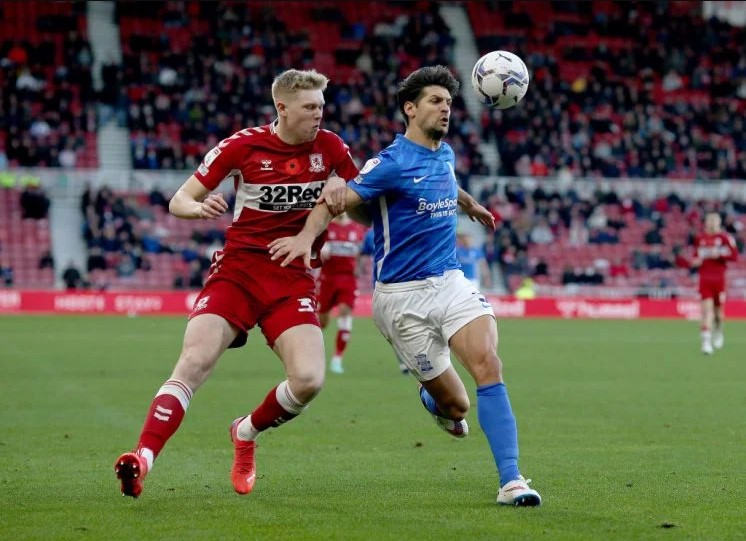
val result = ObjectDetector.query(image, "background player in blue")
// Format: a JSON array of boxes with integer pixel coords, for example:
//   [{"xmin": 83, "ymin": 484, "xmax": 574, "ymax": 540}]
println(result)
[{"xmin": 269, "ymin": 66, "xmax": 541, "ymax": 506}]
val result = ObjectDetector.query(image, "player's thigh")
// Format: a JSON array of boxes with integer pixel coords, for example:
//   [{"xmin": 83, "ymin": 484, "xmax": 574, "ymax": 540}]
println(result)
[
  {"xmin": 173, "ymin": 314, "xmax": 240, "ymax": 388},
  {"xmin": 372, "ymin": 289, "xmax": 451, "ymax": 381},
  {"xmin": 273, "ymin": 324, "xmax": 326, "ymax": 388}
]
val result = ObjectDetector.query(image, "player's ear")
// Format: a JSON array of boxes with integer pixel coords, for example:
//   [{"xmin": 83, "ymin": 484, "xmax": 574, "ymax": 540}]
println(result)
[
  {"xmin": 403, "ymin": 101, "xmax": 416, "ymax": 120},
  {"xmin": 276, "ymin": 100, "xmax": 287, "ymax": 117}
]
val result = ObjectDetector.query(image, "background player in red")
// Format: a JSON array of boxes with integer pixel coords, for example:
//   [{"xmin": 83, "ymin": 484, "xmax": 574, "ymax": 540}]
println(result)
[
  {"xmin": 317, "ymin": 213, "xmax": 368, "ymax": 374},
  {"xmin": 692, "ymin": 211, "xmax": 738, "ymax": 354},
  {"xmin": 114, "ymin": 69, "xmax": 358, "ymax": 498}
]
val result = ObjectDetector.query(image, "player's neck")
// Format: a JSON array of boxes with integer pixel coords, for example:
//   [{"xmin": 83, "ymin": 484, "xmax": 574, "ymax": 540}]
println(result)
[
  {"xmin": 404, "ymin": 129, "xmax": 442, "ymax": 151},
  {"xmin": 275, "ymin": 121, "xmax": 312, "ymax": 146}
]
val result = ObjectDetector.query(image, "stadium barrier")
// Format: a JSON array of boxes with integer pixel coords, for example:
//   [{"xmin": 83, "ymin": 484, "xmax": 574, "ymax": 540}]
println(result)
[{"xmin": 2, "ymin": 290, "xmax": 746, "ymax": 320}]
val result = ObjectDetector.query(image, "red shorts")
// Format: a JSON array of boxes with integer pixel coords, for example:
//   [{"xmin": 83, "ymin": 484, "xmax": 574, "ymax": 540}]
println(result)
[
  {"xmin": 189, "ymin": 250, "xmax": 319, "ymax": 348},
  {"xmin": 317, "ymin": 273, "xmax": 358, "ymax": 314},
  {"xmin": 699, "ymin": 277, "xmax": 726, "ymax": 304}
]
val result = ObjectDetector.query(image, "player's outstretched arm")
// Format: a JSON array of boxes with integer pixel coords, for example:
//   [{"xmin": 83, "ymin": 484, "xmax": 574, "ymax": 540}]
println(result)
[
  {"xmin": 315, "ymin": 175, "xmax": 348, "ymax": 216},
  {"xmin": 269, "ymin": 188, "xmax": 365, "ymax": 268},
  {"xmin": 169, "ymin": 175, "xmax": 228, "ymax": 220},
  {"xmin": 457, "ymin": 187, "xmax": 496, "ymax": 231}
]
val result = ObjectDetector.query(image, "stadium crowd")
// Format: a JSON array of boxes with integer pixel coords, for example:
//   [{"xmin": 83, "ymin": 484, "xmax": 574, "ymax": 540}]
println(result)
[
  {"xmin": 1, "ymin": 1, "xmax": 745, "ymax": 294},
  {"xmin": 472, "ymin": 1, "xmax": 746, "ymax": 180},
  {"xmin": 478, "ymin": 180, "xmax": 746, "ymax": 292},
  {"xmin": 1, "ymin": 1, "xmax": 98, "ymax": 168}
]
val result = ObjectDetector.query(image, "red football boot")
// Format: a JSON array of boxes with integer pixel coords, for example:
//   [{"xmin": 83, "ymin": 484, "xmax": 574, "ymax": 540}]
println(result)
[
  {"xmin": 114, "ymin": 452, "xmax": 149, "ymax": 498},
  {"xmin": 229, "ymin": 417, "xmax": 256, "ymax": 495}
]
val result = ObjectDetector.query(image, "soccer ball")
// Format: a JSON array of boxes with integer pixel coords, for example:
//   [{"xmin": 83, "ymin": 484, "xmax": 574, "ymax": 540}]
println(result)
[{"xmin": 471, "ymin": 50, "xmax": 530, "ymax": 109}]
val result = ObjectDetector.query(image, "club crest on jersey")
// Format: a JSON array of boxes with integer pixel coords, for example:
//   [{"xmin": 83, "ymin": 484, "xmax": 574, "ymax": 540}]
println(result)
[
  {"xmin": 260, "ymin": 159, "xmax": 272, "ymax": 171},
  {"xmin": 309, "ymin": 153, "xmax": 325, "ymax": 173}
]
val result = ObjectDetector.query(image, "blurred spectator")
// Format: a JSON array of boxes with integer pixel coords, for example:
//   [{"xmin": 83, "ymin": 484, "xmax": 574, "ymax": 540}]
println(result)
[
  {"xmin": 1, "ymin": 257, "xmax": 14, "ymax": 287},
  {"xmin": 86, "ymin": 246, "xmax": 108, "ymax": 272},
  {"xmin": 589, "ymin": 227, "xmax": 619, "ymax": 244},
  {"xmin": 456, "ymin": 232, "xmax": 491, "ymax": 289},
  {"xmin": 20, "ymin": 183, "xmax": 50, "ymax": 219},
  {"xmin": 187, "ymin": 259, "xmax": 205, "ymax": 289},
  {"xmin": 62, "ymin": 261, "xmax": 85, "ymax": 290},
  {"xmin": 38, "ymin": 250, "xmax": 55, "ymax": 270},
  {"xmin": 609, "ymin": 258, "xmax": 630, "ymax": 278},
  {"xmin": 644, "ymin": 226, "xmax": 664, "ymax": 245},
  {"xmin": 532, "ymin": 257, "xmax": 549, "ymax": 277},
  {"xmin": 529, "ymin": 217, "xmax": 554, "ymax": 244},
  {"xmin": 514, "ymin": 277, "xmax": 536, "ymax": 299}
]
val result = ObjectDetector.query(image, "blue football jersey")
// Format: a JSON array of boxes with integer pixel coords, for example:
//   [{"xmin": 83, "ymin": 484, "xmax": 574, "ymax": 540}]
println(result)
[{"xmin": 348, "ymin": 134, "xmax": 460, "ymax": 283}]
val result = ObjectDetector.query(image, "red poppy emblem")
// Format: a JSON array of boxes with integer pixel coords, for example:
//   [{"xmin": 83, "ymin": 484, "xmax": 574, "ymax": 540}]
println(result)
[{"xmin": 284, "ymin": 159, "xmax": 302, "ymax": 175}]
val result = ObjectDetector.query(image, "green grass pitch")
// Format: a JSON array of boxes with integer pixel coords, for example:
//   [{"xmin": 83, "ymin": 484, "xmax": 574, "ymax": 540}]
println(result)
[{"xmin": 1, "ymin": 315, "xmax": 745, "ymax": 540}]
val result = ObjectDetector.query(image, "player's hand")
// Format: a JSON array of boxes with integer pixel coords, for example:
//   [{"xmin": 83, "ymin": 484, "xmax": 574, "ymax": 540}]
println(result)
[
  {"xmin": 268, "ymin": 233, "xmax": 315, "ymax": 268},
  {"xmin": 462, "ymin": 201, "xmax": 496, "ymax": 231},
  {"xmin": 198, "ymin": 193, "xmax": 228, "ymax": 219},
  {"xmin": 317, "ymin": 175, "xmax": 347, "ymax": 215}
]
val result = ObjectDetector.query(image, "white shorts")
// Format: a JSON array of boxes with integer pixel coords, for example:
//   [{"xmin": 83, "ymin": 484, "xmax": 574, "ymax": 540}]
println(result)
[{"xmin": 372, "ymin": 269, "xmax": 495, "ymax": 381}]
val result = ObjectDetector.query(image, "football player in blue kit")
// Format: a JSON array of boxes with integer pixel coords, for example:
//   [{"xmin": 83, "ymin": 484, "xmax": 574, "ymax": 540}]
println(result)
[{"xmin": 269, "ymin": 65, "xmax": 541, "ymax": 506}]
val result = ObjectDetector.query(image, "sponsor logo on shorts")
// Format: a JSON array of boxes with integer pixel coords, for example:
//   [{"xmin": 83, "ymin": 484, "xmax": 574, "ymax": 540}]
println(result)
[
  {"xmin": 414, "ymin": 353, "xmax": 433, "ymax": 372},
  {"xmin": 297, "ymin": 297, "xmax": 315, "ymax": 313},
  {"xmin": 194, "ymin": 295, "xmax": 210, "ymax": 312}
]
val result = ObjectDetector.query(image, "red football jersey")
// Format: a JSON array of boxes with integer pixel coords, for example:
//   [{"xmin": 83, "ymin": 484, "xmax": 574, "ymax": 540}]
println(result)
[
  {"xmin": 194, "ymin": 122, "xmax": 359, "ymax": 266},
  {"xmin": 321, "ymin": 220, "xmax": 368, "ymax": 276},
  {"xmin": 693, "ymin": 231, "xmax": 738, "ymax": 281}
]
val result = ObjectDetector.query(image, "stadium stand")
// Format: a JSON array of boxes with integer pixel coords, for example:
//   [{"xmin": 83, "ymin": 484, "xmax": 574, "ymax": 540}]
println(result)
[
  {"xmin": 0, "ymin": 185, "xmax": 54, "ymax": 288},
  {"xmin": 467, "ymin": 1, "xmax": 746, "ymax": 180},
  {"xmin": 116, "ymin": 0, "xmax": 487, "ymax": 176},
  {"xmin": 1, "ymin": 1, "xmax": 744, "ymax": 296},
  {"xmin": 0, "ymin": 0, "xmax": 99, "ymax": 168}
]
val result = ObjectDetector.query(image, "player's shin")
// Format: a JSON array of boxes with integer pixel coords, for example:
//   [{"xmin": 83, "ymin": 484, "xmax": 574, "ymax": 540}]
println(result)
[
  {"xmin": 334, "ymin": 315, "xmax": 353, "ymax": 358},
  {"xmin": 137, "ymin": 379, "xmax": 193, "ymax": 469},
  {"xmin": 237, "ymin": 380, "xmax": 309, "ymax": 440},
  {"xmin": 476, "ymin": 382, "xmax": 521, "ymax": 487}
]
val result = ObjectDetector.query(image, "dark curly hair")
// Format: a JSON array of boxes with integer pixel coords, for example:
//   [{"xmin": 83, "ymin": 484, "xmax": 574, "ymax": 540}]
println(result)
[{"xmin": 396, "ymin": 65, "xmax": 460, "ymax": 125}]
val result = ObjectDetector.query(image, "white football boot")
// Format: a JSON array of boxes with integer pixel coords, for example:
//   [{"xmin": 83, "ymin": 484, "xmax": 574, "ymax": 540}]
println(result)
[{"xmin": 497, "ymin": 475, "xmax": 542, "ymax": 506}]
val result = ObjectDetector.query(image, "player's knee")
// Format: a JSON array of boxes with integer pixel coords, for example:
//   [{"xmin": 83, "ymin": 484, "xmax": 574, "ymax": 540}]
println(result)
[
  {"xmin": 471, "ymin": 351, "xmax": 503, "ymax": 384},
  {"xmin": 289, "ymin": 370, "xmax": 325, "ymax": 403},
  {"xmin": 173, "ymin": 349, "xmax": 217, "ymax": 389}
]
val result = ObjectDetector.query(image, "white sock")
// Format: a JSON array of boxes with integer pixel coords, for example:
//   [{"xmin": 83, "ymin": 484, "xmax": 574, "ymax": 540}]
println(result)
[
  {"xmin": 237, "ymin": 416, "xmax": 260, "ymax": 442},
  {"xmin": 275, "ymin": 380, "xmax": 307, "ymax": 414},
  {"xmin": 138, "ymin": 448, "xmax": 154, "ymax": 471}
]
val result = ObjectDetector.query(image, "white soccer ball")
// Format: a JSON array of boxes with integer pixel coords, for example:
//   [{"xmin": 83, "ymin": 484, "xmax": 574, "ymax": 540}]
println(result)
[{"xmin": 471, "ymin": 50, "xmax": 530, "ymax": 109}]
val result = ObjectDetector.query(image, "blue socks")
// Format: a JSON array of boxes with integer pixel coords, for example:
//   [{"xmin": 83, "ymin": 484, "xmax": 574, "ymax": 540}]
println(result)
[
  {"xmin": 477, "ymin": 382, "xmax": 521, "ymax": 487},
  {"xmin": 419, "ymin": 386, "xmax": 443, "ymax": 416}
]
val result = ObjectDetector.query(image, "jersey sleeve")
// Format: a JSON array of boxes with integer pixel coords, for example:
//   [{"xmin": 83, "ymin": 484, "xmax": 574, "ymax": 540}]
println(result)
[
  {"xmin": 724, "ymin": 234, "xmax": 739, "ymax": 262},
  {"xmin": 193, "ymin": 137, "xmax": 245, "ymax": 190},
  {"xmin": 348, "ymin": 153, "xmax": 400, "ymax": 201},
  {"xmin": 329, "ymin": 136, "xmax": 359, "ymax": 181}
]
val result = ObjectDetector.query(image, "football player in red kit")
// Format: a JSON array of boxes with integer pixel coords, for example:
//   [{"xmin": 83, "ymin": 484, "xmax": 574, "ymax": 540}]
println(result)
[
  {"xmin": 692, "ymin": 212, "xmax": 738, "ymax": 354},
  {"xmin": 114, "ymin": 69, "xmax": 358, "ymax": 498},
  {"xmin": 317, "ymin": 213, "xmax": 368, "ymax": 373}
]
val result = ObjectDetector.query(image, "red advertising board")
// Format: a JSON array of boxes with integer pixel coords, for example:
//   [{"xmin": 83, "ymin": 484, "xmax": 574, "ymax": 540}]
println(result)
[{"xmin": 2, "ymin": 290, "xmax": 746, "ymax": 320}]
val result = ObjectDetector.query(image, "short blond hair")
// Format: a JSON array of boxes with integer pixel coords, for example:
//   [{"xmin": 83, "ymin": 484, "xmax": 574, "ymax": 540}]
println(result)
[{"xmin": 271, "ymin": 69, "xmax": 329, "ymax": 105}]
